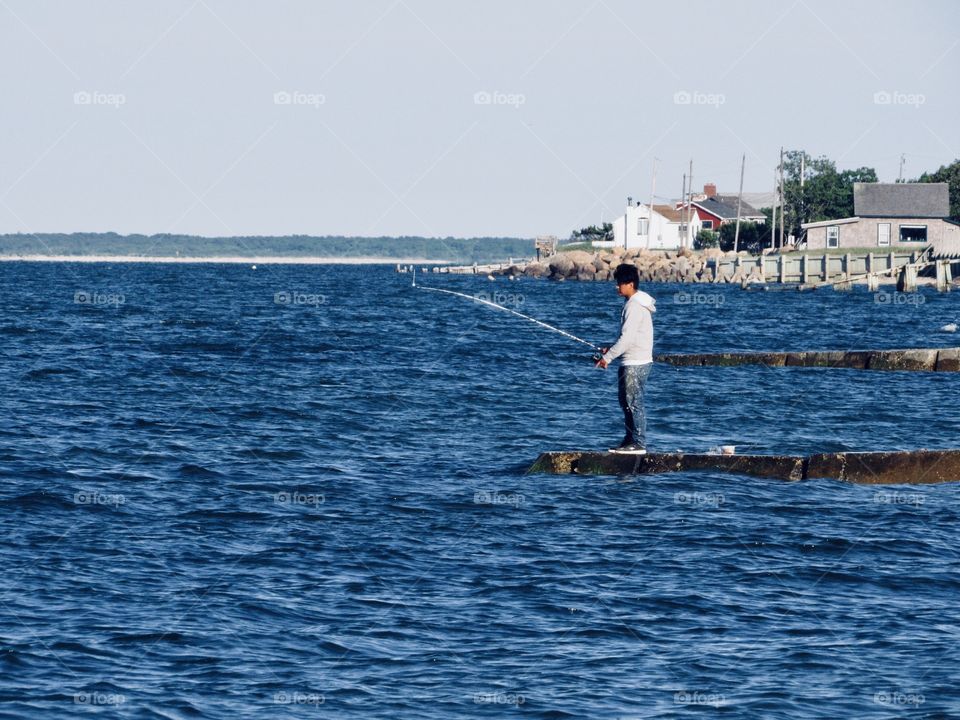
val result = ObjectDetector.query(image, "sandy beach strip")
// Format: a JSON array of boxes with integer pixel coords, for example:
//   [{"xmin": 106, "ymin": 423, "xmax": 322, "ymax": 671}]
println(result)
[{"xmin": 0, "ymin": 255, "xmax": 449, "ymax": 265}]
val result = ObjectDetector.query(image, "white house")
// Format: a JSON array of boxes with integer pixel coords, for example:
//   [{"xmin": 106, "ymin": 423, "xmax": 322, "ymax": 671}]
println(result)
[{"xmin": 599, "ymin": 201, "xmax": 702, "ymax": 250}]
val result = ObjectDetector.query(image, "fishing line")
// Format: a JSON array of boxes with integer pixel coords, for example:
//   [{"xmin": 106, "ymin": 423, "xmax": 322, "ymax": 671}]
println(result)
[{"xmin": 412, "ymin": 269, "xmax": 602, "ymax": 353}]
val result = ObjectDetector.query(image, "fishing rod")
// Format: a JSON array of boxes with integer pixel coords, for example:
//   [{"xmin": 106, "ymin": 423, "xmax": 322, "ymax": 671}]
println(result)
[{"xmin": 412, "ymin": 270, "xmax": 603, "ymax": 353}]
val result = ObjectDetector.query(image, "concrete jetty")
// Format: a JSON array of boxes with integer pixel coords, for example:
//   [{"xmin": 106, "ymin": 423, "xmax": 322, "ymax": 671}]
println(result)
[
  {"xmin": 655, "ymin": 347, "xmax": 960, "ymax": 372},
  {"xmin": 528, "ymin": 449, "xmax": 960, "ymax": 484}
]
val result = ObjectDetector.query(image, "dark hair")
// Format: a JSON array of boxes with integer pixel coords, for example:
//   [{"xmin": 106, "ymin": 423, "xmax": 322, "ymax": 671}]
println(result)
[{"xmin": 613, "ymin": 263, "xmax": 640, "ymax": 288}]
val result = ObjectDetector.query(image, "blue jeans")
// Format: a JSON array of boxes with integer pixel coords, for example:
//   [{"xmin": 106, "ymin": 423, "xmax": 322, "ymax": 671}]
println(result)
[{"xmin": 618, "ymin": 363, "xmax": 652, "ymax": 447}]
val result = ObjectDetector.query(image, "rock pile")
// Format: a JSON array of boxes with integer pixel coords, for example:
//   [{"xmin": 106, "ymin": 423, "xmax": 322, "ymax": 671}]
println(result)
[{"xmin": 497, "ymin": 248, "xmax": 760, "ymax": 284}]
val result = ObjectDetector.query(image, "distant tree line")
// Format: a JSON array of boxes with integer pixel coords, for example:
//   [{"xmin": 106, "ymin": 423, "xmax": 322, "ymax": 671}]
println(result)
[{"xmin": 0, "ymin": 233, "xmax": 533, "ymax": 263}]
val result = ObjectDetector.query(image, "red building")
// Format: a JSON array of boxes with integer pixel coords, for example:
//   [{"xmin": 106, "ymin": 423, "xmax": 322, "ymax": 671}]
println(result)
[{"xmin": 680, "ymin": 184, "xmax": 766, "ymax": 230}]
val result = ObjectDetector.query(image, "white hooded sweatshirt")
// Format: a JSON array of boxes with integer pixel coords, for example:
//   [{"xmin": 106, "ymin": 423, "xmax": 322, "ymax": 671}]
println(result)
[{"xmin": 602, "ymin": 290, "xmax": 656, "ymax": 366}]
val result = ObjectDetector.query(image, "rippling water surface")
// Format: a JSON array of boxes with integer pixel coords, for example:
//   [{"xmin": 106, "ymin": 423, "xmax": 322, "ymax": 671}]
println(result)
[{"xmin": 2, "ymin": 262, "xmax": 960, "ymax": 718}]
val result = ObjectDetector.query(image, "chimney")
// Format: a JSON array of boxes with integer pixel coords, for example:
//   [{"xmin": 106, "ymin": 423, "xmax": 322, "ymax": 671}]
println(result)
[{"xmin": 703, "ymin": 183, "xmax": 717, "ymax": 198}]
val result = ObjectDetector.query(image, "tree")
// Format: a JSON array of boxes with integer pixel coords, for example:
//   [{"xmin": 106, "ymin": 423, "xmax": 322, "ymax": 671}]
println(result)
[
  {"xmin": 570, "ymin": 223, "xmax": 613, "ymax": 242},
  {"xmin": 915, "ymin": 159, "xmax": 960, "ymax": 219},
  {"xmin": 693, "ymin": 229, "xmax": 719, "ymax": 250},
  {"xmin": 780, "ymin": 151, "xmax": 877, "ymax": 241},
  {"xmin": 718, "ymin": 222, "xmax": 761, "ymax": 253}
]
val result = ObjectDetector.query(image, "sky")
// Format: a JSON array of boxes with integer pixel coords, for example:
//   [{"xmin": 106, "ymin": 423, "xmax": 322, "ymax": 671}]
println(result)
[{"xmin": 0, "ymin": 0, "xmax": 957, "ymax": 239}]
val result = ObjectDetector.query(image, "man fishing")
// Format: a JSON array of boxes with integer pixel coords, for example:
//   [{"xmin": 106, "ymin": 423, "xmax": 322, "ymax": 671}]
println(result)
[{"xmin": 594, "ymin": 263, "xmax": 656, "ymax": 454}]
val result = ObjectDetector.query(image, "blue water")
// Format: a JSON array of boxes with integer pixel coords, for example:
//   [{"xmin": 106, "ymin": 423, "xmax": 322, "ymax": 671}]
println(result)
[{"xmin": 2, "ymin": 262, "xmax": 960, "ymax": 718}]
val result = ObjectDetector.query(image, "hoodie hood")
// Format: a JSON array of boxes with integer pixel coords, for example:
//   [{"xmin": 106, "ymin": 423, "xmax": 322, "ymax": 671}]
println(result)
[{"xmin": 631, "ymin": 290, "xmax": 657, "ymax": 313}]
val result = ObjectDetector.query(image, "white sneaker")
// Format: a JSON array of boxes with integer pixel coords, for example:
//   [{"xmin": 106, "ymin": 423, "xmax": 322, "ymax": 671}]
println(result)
[{"xmin": 609, "ymin": 444, "xmax": 647, "ymax": 455}]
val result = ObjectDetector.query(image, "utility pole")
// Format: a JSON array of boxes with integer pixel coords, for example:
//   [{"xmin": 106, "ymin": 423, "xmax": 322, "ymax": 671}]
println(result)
[
  {"xmin": 778, "ymin": 147, "xmax": 785, "ymax": 250},
  {"xmin": 623, "ymin": 200, "xmax": 629, "ymax": 251},
  {"xmin": 687, "ymin": 158, "xmax": 694, "ymax": 248},
  {"xmin": 681, "ymin": 173, "xmax": 687, "ymax": 250},
  {"xmin": 733, "ymin": 153, "xmax": 745, "ymax": 253},
  {"xmin": 646, "ymin": 158, "xmax": 658, "ymax": 250},
  {"xmin": 799, "ymin": 152, "xmax": 806, "ymax": 239},
  {"xmin": 898, "ymin": 153, "xmax": 906, "ymax": 183},
  {"xmin": 771, "ymin": 167, "xmax": 778, "ymax": 251}
]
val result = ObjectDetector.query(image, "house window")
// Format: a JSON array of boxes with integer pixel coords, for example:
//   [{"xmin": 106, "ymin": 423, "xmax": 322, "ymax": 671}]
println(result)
[
  {"xmin": 826, "ymin": 225, "xmax": 839, "ymax": 248},
  {"xmin": 899, "ymin": 224, "xmax": 927, "ymax": 242},
  {"xmin": 877, "ymin": 223, "xmax": 891, "ymax": 246},
  {"xmin": 637, "ymin": 218, "xmax": 649, "ymax": 235},
  {"xmin": 702, "ymin": 220, "xmax": 713, "ymax": 229}
]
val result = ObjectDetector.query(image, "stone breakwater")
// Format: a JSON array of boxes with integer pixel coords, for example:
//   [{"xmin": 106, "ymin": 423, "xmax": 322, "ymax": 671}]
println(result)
[
  {"xmin": 657, "ymin": 347, "xmax": 960, "ymax": 372},
  {"xmin": 498, "ymin": 248, "xmax": 763, "ymax": 284},
  {"xmin": 528, "ymin": 449, "xmax": 960, "ymax": 484}
]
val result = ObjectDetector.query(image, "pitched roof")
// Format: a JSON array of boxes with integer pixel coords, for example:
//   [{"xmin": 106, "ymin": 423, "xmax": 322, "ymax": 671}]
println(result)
[
  {"xmin": 714, "ymin": 195, "xmax": 765, "ymax": 218},
  {"xmin": 692, "ymin": 195, "xmax": 765, "ymax": 220},
  {"xmin": 853, "ymin": 182, "xmax": 949, "ymax": 218},
  {"xmin": 652, "ymin": 204, "xmax": 684, "ymax": 222}
]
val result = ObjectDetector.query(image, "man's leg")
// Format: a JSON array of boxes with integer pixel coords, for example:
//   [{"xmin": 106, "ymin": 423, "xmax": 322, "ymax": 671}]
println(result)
[
  {"xmin": 623, "ymin": 363, "xmax": 652, "ymax": 448},
  {"xmin": 617, "ymin": 365, "xmax": 635, "ymax": 446}
]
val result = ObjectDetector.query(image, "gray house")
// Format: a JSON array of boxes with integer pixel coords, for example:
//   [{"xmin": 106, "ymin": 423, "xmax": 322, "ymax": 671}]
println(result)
[{"xmin": 802, "ymin": 182, "xmax": 960, "ymax": 254}]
